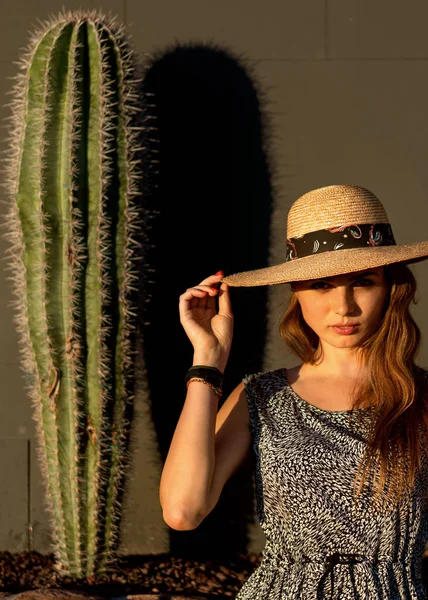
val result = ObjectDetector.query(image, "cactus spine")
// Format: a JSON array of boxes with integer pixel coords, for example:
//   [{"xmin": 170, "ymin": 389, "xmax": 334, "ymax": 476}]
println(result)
[{"xmin": 2, "ymin": 10, "xmax": 143, "ymax": 577}]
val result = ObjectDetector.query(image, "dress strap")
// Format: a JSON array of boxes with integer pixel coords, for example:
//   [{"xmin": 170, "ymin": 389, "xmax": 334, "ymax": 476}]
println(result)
[{"xmin": 316, "ymin": 553, "xmax": 369, "ymax": 600}]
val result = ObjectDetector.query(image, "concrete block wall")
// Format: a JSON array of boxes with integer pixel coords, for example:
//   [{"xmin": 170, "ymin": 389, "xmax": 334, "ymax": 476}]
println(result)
[{"xmin": 1, "ymin": 0, "xmax": 428, "ymax": 555}]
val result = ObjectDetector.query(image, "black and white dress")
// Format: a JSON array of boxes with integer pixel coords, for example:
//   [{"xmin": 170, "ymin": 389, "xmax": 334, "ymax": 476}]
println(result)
[{"xmin": 236, "ymin": 367, "xmax": 428, "ymax": 599}]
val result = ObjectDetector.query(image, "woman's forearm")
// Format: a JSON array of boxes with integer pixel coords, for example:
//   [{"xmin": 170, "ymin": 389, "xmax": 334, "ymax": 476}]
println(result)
[{"xmin": 159, "ymin": 356, "xmax": 225, "ymax": 530}]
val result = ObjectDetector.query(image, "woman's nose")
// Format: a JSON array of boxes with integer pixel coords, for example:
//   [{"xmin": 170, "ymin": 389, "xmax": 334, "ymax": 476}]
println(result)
[{"xmin": 331, "ymin": 286, "xmax": 356, "ymax": 314}]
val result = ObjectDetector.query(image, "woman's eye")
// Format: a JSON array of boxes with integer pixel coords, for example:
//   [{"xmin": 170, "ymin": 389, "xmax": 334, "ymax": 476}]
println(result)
[
  {"xmin": 310, "ymin": 282, "xmax": 326, "ymax": 289},
  {"xmin": 310, "ymin": 278, "xmax": 373, "ymax": 290},
  {"xmin": 311, "ymin": 281, "xmax": 329, "ymax": 289}
]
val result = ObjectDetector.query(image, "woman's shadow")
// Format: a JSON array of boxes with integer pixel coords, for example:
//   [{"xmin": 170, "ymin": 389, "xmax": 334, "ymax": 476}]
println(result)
[{"xmin": 137, "ymin": 42, "xmax": 277, "ymax": 559}]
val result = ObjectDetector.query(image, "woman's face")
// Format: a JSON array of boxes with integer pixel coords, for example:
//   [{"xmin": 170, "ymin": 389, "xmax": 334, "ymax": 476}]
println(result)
[{"xmin": 291, "ymin": 265, "xmax": 390, "ymax": 349}]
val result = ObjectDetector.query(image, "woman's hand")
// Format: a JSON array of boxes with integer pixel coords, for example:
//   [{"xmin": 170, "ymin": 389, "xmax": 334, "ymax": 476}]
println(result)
[{"xmin": 179, "ymin": 273, "xmax": 234, "ymax": 371}]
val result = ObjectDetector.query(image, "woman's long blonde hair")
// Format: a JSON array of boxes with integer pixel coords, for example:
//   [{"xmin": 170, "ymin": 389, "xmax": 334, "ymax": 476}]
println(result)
[{"xmin": 279, "ymin": 262, "xmax": 428, "ymax": 506}]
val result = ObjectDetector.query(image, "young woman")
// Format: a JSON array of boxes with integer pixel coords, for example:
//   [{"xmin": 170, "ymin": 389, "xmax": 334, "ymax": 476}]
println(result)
[{"xmin": 160, "ymin": 184, "xmax": 428, "ymax": 599}]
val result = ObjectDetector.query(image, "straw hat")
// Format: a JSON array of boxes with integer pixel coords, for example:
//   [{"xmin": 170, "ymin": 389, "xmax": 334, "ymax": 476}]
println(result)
[{"xmin": 221, "ymin": 184, "xmax": 428, "ymax": 287}]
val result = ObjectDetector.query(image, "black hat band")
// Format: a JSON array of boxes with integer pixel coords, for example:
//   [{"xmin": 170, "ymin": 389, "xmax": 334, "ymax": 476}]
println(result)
[{"xmin": 286, "ymin": 223, "xmax": 396, "ymax": 261}]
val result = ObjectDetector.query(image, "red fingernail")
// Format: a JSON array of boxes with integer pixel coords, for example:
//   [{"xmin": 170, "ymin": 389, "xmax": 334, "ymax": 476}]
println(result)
[
  {"xmin": 210, "ymin": 286, "xmax": 218, "ymax": 291},
  {"xmin": 215, "ymin": 270, "xmax": 224, "ymax": 276}
]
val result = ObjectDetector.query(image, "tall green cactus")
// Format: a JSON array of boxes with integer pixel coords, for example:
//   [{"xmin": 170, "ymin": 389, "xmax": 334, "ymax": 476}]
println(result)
[{"xmin": 1, "ymin": 10, "xmax": 144, "ymax": 578}]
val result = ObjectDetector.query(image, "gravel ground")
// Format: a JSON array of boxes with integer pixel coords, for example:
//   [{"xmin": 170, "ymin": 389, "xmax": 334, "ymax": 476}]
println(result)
[
  {"xmin": 0, "ymin": 552, "xmax": 262, "ymax": 598},
  {"xmin": 1, "ymin": 552, "xmax": 428, "ymax": 598}
]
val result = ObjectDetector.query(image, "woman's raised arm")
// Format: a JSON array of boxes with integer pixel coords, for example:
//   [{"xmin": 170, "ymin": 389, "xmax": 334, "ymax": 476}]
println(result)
[{"xmin": 159, "ymin": 272, "xmax": 240, "ymax": 530}]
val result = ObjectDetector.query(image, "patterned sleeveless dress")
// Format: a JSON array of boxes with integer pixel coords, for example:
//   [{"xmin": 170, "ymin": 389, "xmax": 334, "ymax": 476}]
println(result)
[{"xmin": 236, "ymin": 367, "xmax": 428, "ymax": 600}]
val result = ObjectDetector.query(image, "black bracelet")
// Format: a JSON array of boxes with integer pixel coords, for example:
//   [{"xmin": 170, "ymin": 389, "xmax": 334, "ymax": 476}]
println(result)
[{"xmin": 185, "ymin": 365, "xmax": 224, "ymax": 391}]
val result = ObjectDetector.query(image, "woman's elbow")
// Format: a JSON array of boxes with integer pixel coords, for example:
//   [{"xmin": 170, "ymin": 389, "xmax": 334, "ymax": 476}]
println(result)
[{"xmin": 162, "ymin": 510, "xmax": 204, "ymax": 531}]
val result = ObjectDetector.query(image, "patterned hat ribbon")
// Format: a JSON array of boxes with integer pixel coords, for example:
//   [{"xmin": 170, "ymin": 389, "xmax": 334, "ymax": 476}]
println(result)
[{"xmin": 286, "ymin": 223, "xmax": 396, "ymax": 261}]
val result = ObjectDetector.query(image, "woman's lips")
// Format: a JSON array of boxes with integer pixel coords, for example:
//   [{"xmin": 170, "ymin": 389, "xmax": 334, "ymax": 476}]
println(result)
[{"xmin": 332, "ymin": 325, "xmax": 358, "ymax": 335}]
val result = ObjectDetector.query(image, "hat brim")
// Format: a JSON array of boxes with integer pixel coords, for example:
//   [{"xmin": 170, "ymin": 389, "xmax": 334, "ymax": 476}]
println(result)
[{"xmin": 222, "ymin": 241, "xmax": 428, "ymax": 287}]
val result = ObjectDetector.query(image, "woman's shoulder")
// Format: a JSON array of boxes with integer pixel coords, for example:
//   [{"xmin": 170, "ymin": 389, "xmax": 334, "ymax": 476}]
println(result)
[
  {"xmin": 242, "ymin": 366, "xmax": 286, "ymax": 385},
  {"xmin": 242, "ymin": 367, "xmax": 288, "ymax": 401}
]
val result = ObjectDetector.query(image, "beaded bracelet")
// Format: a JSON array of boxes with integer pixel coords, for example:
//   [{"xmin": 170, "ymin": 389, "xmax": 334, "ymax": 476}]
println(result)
[{"xmin": 186, "ymin": 377, "xmax": 223, "ymax": 398}]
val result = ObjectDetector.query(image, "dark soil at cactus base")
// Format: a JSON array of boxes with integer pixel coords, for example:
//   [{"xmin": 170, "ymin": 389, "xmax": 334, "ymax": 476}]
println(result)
[
  {"xmin": 0, "ymin": 552, "xmax": 263, "ymax": 598},
  {"xmin": 1, "ymin": 553, "xmax": 428, "ymax": 598}
]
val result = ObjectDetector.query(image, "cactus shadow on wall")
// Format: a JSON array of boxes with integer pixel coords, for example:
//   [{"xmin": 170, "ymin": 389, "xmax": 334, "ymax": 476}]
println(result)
[{"xmin": 138, "ymin": 43, "xmax": 278, "ymax": 559}]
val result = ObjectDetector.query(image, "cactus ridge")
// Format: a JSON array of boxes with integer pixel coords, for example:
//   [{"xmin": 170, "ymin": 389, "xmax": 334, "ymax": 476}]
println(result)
[{"xmin": 2, "ymin": 8, "xmax": 146, "ymax": 577}]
